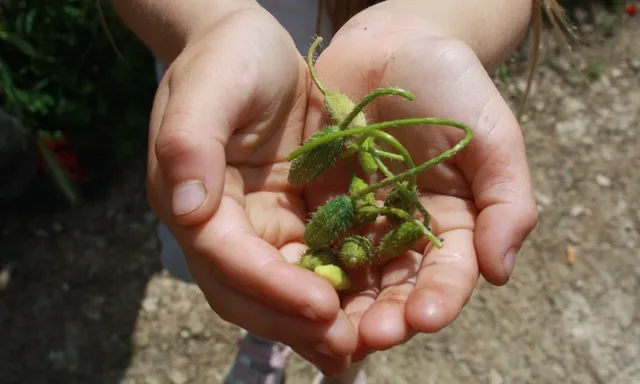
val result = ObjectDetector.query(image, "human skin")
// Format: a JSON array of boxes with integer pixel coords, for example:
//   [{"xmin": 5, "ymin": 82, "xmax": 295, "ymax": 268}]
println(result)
[{"xmin": 109, "ymin": 0, "xmax": 538, "ymax": 375}]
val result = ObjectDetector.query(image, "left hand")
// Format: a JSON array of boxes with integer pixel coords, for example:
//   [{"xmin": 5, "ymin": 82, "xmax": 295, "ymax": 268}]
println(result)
[{"xmin": 301, "ymin": 6, "xmax": 538, "ymax": 367}]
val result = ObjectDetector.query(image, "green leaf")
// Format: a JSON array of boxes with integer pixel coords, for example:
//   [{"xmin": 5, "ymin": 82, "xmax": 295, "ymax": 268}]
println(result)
[{"xmin": 0, "ymin": 31, "xmax": 39, "ymax": 58}]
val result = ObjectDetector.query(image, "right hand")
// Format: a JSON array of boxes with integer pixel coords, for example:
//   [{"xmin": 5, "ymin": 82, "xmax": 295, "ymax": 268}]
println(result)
[{"xmin": 146, "ymin": 7, "xmax": 357, "ymax": 374}]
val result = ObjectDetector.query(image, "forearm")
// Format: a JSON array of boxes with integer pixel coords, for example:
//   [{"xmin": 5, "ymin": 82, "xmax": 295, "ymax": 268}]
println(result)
[
  {"xmin": 108, "ymin": 0, "xmax": 259, "ymax": 62},
  {"xmin": 373, "ymin": 0, "xmax": 534, "ymax": 69}
]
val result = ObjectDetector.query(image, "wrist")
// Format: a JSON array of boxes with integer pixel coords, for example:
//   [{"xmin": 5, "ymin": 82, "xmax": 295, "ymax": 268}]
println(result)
[
  {"xmin": 109, "ymin": 0, "xmax": 262, "ymax": 62},
  {"xmin": 349, "ymin": 0, "xmax": 533, "ymax": 70}
]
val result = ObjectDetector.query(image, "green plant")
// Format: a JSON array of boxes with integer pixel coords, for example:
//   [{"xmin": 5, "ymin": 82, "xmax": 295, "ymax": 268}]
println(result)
[
  {"xmin": 0, "ymin": 0, "xmax": 156, "ymax": 205},
  {"xmin": 586, "ymin": 60, "xmax": 604, "ymax": 81},
  {"xmin": 496, "ymin": 64, "xmax": 511, "ymax": 83},
  {"xmin": 290, "ymin": 37, "xmax": 473, "ymax": 291}
]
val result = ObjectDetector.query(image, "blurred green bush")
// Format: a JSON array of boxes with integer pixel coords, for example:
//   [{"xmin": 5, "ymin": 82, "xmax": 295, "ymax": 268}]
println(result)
[{"xmin": 0, "ymin": 0, "xmax": 156, "ymax": 169}]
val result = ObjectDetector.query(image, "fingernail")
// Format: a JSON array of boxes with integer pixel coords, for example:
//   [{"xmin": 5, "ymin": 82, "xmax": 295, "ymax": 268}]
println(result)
[
  {"xmin": 503, "ymin": 249, "xmax": 517, "ymax": 279},
  {"xmin": 172, "ymin": 180, "xmax": 206, "ymax": 216}
]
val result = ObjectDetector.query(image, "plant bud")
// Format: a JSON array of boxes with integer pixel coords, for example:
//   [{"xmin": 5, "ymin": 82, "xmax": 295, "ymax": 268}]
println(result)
[
  {"xmin": 376, "ymin": 221, "xmax": 424, "ymax": 262},
  {"xmin": 297, "ymin": 248, "xmax": 338, "ymax": 271},
  {"xmin": 337, "ymin": 235, "xmax": 374, "ymax": 269},
  {"xmin": 357, "ymin": 137, "xmax": 379, "ymax": 175},
  {"xmin": 304, "ymin": 195, "xmax": 355, "ymax": 248},
  {"xmin": 349, "ymin": 176, "xmax": 378, "ymax": 226},
  {"xmin": 313, "ymin": 264, "xmax": 351, "ymax": 291},
  {"xmin": 383, "ymin": 182, "xmax": 418, "ymax": 225},
  {"xmin": 288, "ymin": 125, "xmax": 345, "ymax": 186},
  {"xmin": 324, "ymin": 92, "xmax": 367, "ymax": 128},
  {"xmin": 358, "ymin": 150, "xmax": 378, "ymax": 175}
]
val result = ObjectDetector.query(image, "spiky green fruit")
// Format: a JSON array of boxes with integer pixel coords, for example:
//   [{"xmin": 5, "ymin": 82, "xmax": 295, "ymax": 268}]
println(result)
[
  {"xmin": 313, "ymin": 264, "xmax": 351, "ymax": 291},
  {"xmin": 304, "ymin": 195, "xmax": 355, "ymax": 248},
  {"xmin": 376, "ymin": 221, "xmax": 423, "ymax": 262},
  {"xmin": 358, "ymin": 137, "xmax": 378, "ymax": 175},
  {"xmin": 337, "ymin": 235, "xmax": 374, "ymax": 269},
  {"xmin": 324, "ymin": 92, "xmax": 367, "ymax": 128},
  {"xmin": 349, "ymin": 176, "xmax": 378, "ymax": 226},
  {"xmin": 288, "ymin": 125, "xmax": 345, "ymax": 186},
  {"xmin": 358, "ymin": 151, "xmax": 377, "ymax": 175}
]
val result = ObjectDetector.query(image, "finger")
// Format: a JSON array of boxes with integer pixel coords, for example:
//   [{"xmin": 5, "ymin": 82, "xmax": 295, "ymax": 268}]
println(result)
[
  {"xmin": 150, "ymin": 168, "xmax": 340, "ymax": 324},
  {"xmin": 149, "ymin": 53, "xmax": 246, "ymax": 227},
  {"xmin": 179, "ymin": 194, "xmax": 341, "ymax": 322},
  {"xmin": 451, "ymin": 68, "xmax": 538, "ymax": 285},
  {"xmin": 339, "ymin": 270, "xmax": 380, "ymax": 361},
  {"xmin": 148, "ymin": 16, "xmax": 302, "ymax": 227},
  {"xmin": 190, "ymin": 250, "xmax": 357, "ymax": 357},
  {"xmin": 405, "ymin": 228, "xmax": 479, "ymax": 332},
  {"xmin": 377, "ymin": 37, "xmax": 538, "ymax": 285},
  {"xmin": 357, "ymin": 251, "xmax": 420, "ymax": 351}
]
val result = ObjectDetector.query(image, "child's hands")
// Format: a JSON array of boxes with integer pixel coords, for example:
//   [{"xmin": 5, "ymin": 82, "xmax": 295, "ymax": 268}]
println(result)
[
  {"xmin": 302, "ymin": 8, "xmax": 538, "ymax": 367},
  {"xmin": 146, "ymin": 8, "xmax": 358, "ymax": 368}
]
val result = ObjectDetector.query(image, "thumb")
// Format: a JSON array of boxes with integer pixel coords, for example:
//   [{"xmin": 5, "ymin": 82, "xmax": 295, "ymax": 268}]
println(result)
[{"xmin": 147, "ymin": 46, "xmax": 255, "ymax": 227}]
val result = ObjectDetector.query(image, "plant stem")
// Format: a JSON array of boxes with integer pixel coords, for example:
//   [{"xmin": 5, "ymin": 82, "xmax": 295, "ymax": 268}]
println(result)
[
  {"xmin": 287, "ymin": 117, "xmax": 470, "ymax": 161},
  {"xmin": 307, "ymin": 37, "xmax": 327, "ymax": 96},
  {"xmin": 374, "ymin": 149, "xmax": 404, "ymax": 162},
  {"xmin": 371, "ymin": 154, "xmax": 431, "ymax": 227},
  {"xmin": 367, "ymin": 129, "xmax": 416, "ymax": 185},
  {"xmin": 338, "ymin": 87, "xmax": 415, "ymax": 131},
  {"xmin": 360, "ymin": 206, "xmax": 442, "ymax": 248},
  {"xmin": 352, "ymin": 121, "xmax": 473, "ymax": 197}
]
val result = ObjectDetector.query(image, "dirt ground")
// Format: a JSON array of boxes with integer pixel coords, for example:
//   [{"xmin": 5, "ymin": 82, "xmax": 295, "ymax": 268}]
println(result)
[{"xmin": 1, "ymin": 10, "xmax": 639, "ymax": 384}]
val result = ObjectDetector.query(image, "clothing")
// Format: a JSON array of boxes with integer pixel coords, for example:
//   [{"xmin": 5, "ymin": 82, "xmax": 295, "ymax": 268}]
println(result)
[{"xmin": 156, "ymin": 0, "xmax": 334, "ymax": 283}]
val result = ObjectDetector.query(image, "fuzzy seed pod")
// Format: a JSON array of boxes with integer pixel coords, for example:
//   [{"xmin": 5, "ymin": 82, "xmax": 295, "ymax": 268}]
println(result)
[
  {"xmin": 288, "ymin": 125, "xmax": 345, "ymax": 186},
  {"xmin": 324, "ymin": 92, "xmax": 367, "ymax": 128},
  {"xmin": 304, "ymin": 195, "xmax": 355, "ymax": 248},
  {"xmin": 383, "ymin": 182, "xmax": 418, "ymax": 225},
  {"xmin": 313, "ymin": 264, "xmax": 351, "ymax": 291},
  {"xmin": 376, "ymin": 221, "xmax": 424, "ymax": 262},
  {"xmin": 357, "ymin": 137, "xmax": 379, "ymax": 175},
  {"xmin": 337, "ymin": 235, "xmax": 374, "ymax": 269},
  {"xmin": 349, "ymin": 176, "xmax": 378, "ymax": 226},
  {"xmin": 358, "ymin": 150, "xmax": 378, "ymax": 175},
  {"xmin": 297, "ymin": 248, "xmax": 339, "ymax": 271}
]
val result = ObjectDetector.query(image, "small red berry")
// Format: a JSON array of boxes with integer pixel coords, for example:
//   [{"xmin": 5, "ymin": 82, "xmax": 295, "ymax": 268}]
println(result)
[{"xmin": 626, "ymin": 3, "xmax": 638, "ymax": 16}]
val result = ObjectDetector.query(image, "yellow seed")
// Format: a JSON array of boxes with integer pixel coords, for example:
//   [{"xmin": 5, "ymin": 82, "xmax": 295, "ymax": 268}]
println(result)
[{"xmin": 313, "ymin": 264, "xmax": 351, "ymax": 291}]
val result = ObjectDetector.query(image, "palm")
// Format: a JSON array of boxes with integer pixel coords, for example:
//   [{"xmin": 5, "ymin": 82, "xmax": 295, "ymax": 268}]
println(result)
[
  {"xmin": 216, "ymin": 29, "xmax": 479, "ymax": 356},
  {"xmin": 296, "ymin": 16, "xmax": 535, "ymax": 358},
  {"xmin": 149, "ymin": 8, "xmax": 535, "ymax": 369}
]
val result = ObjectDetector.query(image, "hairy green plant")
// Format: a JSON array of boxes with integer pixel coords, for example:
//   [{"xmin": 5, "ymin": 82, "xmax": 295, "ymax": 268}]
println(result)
[
  {"xmin": 337, "ymin": 235, "xmax": 374, "ymax": 269},
  {"xmin": 376, "ymin": 221, "xmax": 425, "ymax": 263},
  {"xmin": 303, "ymin": 194, "xmax": 356, "ymax": 249},
  {"xmin": 291, "ymin": 37, "xmax": 474, "ymax": 291}
]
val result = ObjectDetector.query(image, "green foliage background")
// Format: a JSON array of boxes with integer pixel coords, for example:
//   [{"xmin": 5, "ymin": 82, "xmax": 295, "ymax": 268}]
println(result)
[{"xmin": 0, "ymin": 0, "xmax": 156, "ymax": 169}]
